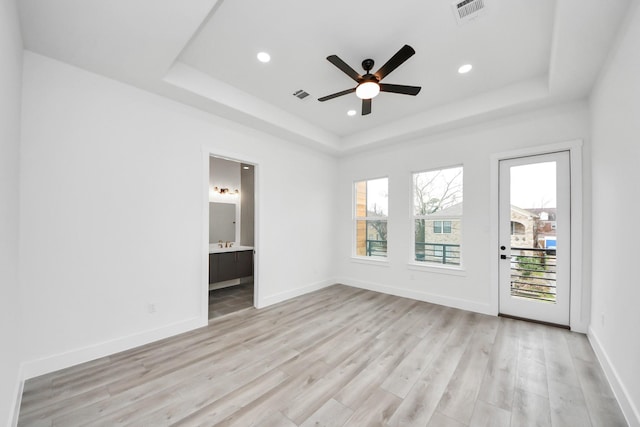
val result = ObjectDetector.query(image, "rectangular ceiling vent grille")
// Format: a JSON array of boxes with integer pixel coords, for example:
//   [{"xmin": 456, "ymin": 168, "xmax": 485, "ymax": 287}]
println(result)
[
  {"xmin": 452, "ymin": 0, "xmax": 486, "ymax": 24},
  {"xmin": 293, "ymin": 90, "xmax": 310, "ymax": 100}
]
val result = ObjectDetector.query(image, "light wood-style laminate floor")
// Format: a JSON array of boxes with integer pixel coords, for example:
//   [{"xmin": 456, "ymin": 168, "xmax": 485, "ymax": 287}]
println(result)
[{"xmin": 18, "ymin": 285, "xmax": 627, "ymax": 426}]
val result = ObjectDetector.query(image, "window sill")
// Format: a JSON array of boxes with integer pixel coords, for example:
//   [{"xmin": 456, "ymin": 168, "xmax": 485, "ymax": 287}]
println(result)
[
  {"xmin": 351, "ymin": 256, "xmax": 390, "ymax": 266},
  {"xmin": 407, "ymin": 262, "xmax": 466, "ymax": 276}
]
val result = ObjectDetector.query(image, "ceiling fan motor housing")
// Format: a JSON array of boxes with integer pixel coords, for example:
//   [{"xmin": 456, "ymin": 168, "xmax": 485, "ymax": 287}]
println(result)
[{"xmin": 362, "ymin": 58, "xmax": 375, "ymax": 72}]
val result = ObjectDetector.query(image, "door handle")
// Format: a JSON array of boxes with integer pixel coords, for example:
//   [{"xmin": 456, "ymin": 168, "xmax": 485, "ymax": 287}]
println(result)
[{"xmin": 500, "ymin": 255, "xmax": 507, "ymax": 260}]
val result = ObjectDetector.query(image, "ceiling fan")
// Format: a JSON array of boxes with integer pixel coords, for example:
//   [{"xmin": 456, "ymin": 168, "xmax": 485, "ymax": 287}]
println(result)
[{"xmin": 318, "ymin": 44, "xmax": 422, "ymax": 116}]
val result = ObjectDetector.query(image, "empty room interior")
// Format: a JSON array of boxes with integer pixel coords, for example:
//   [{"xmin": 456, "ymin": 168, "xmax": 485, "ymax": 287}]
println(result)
[{"xmin": 2, "ymin": 0, "xmax": 640, "ymax": 426}]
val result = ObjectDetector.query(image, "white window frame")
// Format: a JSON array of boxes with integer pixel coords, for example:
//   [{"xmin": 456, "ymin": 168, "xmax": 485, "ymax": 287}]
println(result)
[
  {"xmin": 353, "ymin": 177, "xmax": 389, "ymax": 260},
  {"xmin": 410, "ymin": 165, "xmax": 464, "ymax": 270}
]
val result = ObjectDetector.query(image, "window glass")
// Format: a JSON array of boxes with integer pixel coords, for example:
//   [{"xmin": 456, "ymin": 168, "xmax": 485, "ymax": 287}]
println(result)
[
  {"xmin": 355, "ymin": 178, "xmax": 388, "ymax": 258},
  {"xmin": 413, "ymin": 167, "xmax": 463, "ymax": 265}
]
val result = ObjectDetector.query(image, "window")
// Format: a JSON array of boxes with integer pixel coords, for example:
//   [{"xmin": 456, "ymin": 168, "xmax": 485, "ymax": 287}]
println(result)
[
  {"xmin": 433, "ymin": 220, "xmax": 452, "ymax": 234},
  {"xmin": 354, "ymin": 177, "xmax": 388, "ymax": 258},
  {"xmin": 511, "ymin": 221, "xmax": 525, "ymax": 235},
  {"xmin": 413, "ymin": 166, "xmax": 463, "ymax": 266}
]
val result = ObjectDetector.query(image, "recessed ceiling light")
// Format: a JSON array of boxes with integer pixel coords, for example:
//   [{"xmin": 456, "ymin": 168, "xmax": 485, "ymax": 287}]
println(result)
[
  {"xmin": 347, "ymin": 110, "xmax": 357, "ymax": 116},
  {"xmin": 458, "ymin": 64, "xmax": 473, "ymax": 74},
  {"xmin": 257, "ymin": 52, "xmax": 271, "ymax": 63},
  {"xmin": 243, "ymin": 166, "xmax": 250, "ymax": 170}
]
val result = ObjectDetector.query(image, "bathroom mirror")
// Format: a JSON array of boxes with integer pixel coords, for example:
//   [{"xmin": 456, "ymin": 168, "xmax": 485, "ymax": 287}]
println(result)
[{"xmin": 209, "ymin": 202, "xmax": 237, "ymax": 243}]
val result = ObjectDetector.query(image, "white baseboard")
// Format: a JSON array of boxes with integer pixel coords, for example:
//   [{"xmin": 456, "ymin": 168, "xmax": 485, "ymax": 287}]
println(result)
[
  {"xmin": 257, "ymin": 279, "xmax": 335, "ymax": 308},
  {"xmin": 19, "ymin": 316, "xmax": 205, "ymax": 381},
  {"xmin": 337, "ymin": 277, "xmax": 494, "ymax": 315},
  {"xmin": 588, "ymin": 326, "xmax": 640, "ymax": 427},
  {"xmin": 18, "ymin": 279, "xmax": 337, "ymax": 381}
]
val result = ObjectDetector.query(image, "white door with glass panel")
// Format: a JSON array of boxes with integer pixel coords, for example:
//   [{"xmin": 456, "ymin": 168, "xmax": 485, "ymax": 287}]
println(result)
[{"xmin": 499, "ymin": 151, "xmax": 570, "ymax": 326}]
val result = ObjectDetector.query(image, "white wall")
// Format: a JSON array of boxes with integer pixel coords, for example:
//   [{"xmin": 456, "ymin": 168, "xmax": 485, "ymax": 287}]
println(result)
[
  {"xmin": 589, "ymin": 1, "xmax": 640, "ymax": 424},
  {"xmin": 336, "ymin": 102, "xmax": 590, "ymax": 317},
  {"xmin": 210, "ymin": 156, "xmax": 241, "ymax": 199},
  {"xmin": 0, "ymin": 0, "xmax": 23, "ymax": 425},
  {"xmin": 19, "ymin": 51, "xmax": 337, "ymax": 377}
]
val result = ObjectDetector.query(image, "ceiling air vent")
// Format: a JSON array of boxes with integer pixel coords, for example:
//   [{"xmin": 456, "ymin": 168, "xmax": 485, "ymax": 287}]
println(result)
[
  {"xmin": 293, "ymin": 89, "xmax": 310, "ymax": 100},
  {"xmin": 452, "ymin": 0, "xmax": 486, "ymax": 25}
]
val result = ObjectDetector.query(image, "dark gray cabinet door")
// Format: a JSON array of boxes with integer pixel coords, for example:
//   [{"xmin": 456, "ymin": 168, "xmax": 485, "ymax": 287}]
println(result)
[
  {"xmin": 208, "ymin": 254, "xmax": 217, "ymax": 284},
  {"xmin": 209, "ymin": 250, "xmax": 254, "ymax": 284},
  {"xmin": 236, "ymin": 251, "xmax": 253, "ymax": 278},
  {"xmin": 216, "ymin": 252, "xmax": 238, "ymax": 282}
]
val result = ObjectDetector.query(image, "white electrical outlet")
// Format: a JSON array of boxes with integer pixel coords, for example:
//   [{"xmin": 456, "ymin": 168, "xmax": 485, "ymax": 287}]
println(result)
[{"xmin": 148, "ymin": 303, "xmax": 157, "ymax": 314}]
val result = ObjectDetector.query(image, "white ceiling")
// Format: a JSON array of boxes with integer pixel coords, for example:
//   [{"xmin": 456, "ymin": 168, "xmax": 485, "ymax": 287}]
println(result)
[{"xmin": 17, "ymin": 0, "xmax": 632, "ymax": 154}]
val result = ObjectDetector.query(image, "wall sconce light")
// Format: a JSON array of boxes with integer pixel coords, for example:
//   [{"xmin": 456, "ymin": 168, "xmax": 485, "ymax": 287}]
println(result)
[{"xmin": 213, "ymin": 186, "xmax": 239, "ymax": 196}]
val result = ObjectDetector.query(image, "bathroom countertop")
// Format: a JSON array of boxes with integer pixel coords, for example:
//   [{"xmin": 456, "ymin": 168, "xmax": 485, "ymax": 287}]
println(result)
[{"xmin": 209, "ymin": 244, "xmax": 254, "ymax": 254}]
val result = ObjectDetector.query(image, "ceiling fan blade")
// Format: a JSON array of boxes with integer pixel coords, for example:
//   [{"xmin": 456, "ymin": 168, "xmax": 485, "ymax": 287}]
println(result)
[
  {"xmin": 374, "ymin": 45, "xmax": 416, "ymax": 81},
  {"xmin": 379, "ymin": 83, "xmax": 422, "ymax": 96},
  {"xmin": 326, "ymin": 55, "xmax": 362, "ymax": 82},
  {"xmin": 362, "ymin": 98, "xmax": 372, "ymax": 115},
  {"xmin": 318, "ymin": 88, "xmax": 356, "ymax": 102}
]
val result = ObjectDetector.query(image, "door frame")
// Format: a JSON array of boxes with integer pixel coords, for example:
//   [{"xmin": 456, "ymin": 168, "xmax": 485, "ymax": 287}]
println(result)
[
  {"xmin": 498, "ymin": 151, "xmax": 571, "ymax": 326},
  {"xmin": 202, "ymin": 147, "xmax": 260, "ymax": 325},
  {"xmin": 489, "ymin": 140, "xmax": 586, "ymax": 332}
]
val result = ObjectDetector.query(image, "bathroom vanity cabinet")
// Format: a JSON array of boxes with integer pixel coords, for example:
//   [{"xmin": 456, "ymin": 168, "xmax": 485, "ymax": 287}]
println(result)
[{"xmin": 208, "ymin": 246, "xmax": 253, "ymax": 285}]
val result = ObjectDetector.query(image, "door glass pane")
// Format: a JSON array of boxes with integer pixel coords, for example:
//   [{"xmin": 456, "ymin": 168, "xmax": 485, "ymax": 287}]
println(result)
[{"xmin": 510, "ymin": 161, "xmax": 558, "ymax": 303}]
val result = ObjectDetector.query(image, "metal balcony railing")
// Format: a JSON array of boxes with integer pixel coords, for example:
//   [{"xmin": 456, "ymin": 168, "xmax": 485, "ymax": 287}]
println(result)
[
  {"xmin": 510, "ymin": 247, "xmax": 557, "ymax": 303},
  {"xmin": 366, "ymin": 240, "xmax": 387, "ymax": 257},
  {"xmin": 414, "ymin": 243, "xmax": 461, "ymax": 265}
]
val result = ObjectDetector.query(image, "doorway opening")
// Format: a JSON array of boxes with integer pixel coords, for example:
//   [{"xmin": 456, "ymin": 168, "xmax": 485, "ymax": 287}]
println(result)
[{"xmin": 207, "ymin": 155, "xmax": 256, "ymax": 320}]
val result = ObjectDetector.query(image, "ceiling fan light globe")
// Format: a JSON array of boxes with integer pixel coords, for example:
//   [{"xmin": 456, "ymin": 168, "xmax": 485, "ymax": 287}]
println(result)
[{"xmin": 356, "ymin": 82, "xmax": 380, "ymax": 99}]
